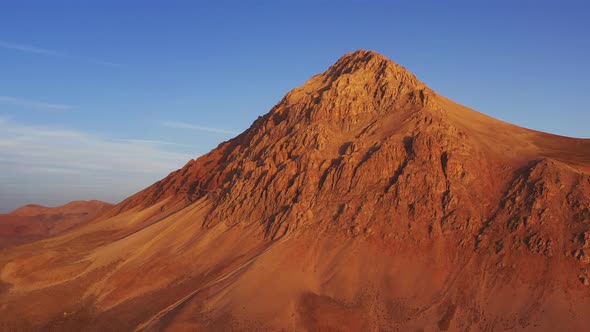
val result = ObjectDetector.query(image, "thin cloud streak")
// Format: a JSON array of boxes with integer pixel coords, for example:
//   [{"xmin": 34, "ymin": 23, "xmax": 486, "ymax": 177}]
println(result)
[
  {"xmin": 9, "ymin": 166, "xmax": 84, "ymax": 175},
  {"xmin": 0, "ymin": 96, "xmax": 74, "ymax": 111},
  {"xmin": 162, "ymin": 121, "xmax": 240, "ymax": 135},
  {"xmin": 0, "ymin": 119, "xmax": 194, "ymax": 175},
  {"xmin": 0, "ymin": 40, "xmax": 122, "ymax": 67},
  {"xmin": 0, "ymin": 121, "xmax": 196, "ymax": 212},
  {"xmin": 0, "ymin": 41, "xmax": 63, "ymax": 56},
  {"xmin": 115, "ymin": 138, "xmax": 195, "ymax": 148}
]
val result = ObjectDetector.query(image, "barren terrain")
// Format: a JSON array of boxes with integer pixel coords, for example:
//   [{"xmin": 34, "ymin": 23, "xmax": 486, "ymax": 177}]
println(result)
[{"xmin": 1, "ymin": 50, "xmax": 589, "ymax": 331}]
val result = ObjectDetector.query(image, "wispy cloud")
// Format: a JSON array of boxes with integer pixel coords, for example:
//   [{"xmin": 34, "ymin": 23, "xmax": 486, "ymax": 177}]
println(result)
[
  {"xmin": 0, "ymin": 40, "xmax": 122, "ymax": 67},
  {"xmin": 0, "ymin": 95, "xmax": 74, "ymax": 111},
  {"xmin": 0, "ymin": 119, "xmax": 200, "ymax": 211},
  {"xmin": 0, "ymin": 119, "xmax": 196, "ymax": 211},
  {"xmin": 114, "ymin": 138, "xmax": 194, "ymax": 148},
  {"xmin": 0, "ymin": 119, "xmax": 194, "ymax": 175},
  {"xmin": 0, "ymin": 41, "xmax": 63, "ymax": 57},
  {"xmin": 162, "ymin": 121, "xmax": 240, "ymax": 135},
  {"xmin": 16, "ymin": 166, "xmax": 84, "ymax": 175}
]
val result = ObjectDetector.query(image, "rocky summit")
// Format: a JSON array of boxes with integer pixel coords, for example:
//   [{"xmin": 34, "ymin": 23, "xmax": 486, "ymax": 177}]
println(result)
[{"xmin": 1, "ymin": 50, "xmax": 589, "ymax": 331}]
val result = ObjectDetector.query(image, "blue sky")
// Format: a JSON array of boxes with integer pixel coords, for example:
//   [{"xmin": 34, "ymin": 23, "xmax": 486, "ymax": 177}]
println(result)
[{"xmin": 0, "ymin": 0, "xmax": 589, "ymax": 212}]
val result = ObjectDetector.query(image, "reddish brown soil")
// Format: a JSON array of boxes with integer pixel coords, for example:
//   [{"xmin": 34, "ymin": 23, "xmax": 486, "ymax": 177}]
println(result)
[
  {"xmin": 1, "ymin": 50, "xmax": 589, "ymax": 331},
  {"xmin": 0, "ymin": 200, "xmax": 113, "ymax": 249}
]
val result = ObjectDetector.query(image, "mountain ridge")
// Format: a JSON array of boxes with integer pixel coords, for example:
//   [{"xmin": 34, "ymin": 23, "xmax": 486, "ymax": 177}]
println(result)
[
  {"xmin": 0, "ymin": 200, "xmax": 113, "ymax": 249},
  {"xmin": 9, "ymin": 200, "xmax": 113, "ymax": 216}
]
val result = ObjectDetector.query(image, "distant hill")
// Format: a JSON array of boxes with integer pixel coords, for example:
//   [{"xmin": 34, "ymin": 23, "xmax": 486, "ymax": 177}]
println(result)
[{"xmin": 0, "ymin": 200, "xmax": 113, "ymax": 249}]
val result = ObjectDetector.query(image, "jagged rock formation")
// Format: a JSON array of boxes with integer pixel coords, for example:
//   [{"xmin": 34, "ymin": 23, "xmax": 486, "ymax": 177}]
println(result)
[{"xmin": 1, "ymin": 50, "xmax": 589, "ymax": 331}]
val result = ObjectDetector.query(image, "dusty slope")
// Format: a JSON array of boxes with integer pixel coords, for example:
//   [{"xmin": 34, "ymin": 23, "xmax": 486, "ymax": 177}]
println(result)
[
  {"xmin": 0, "ymin": 200, "xmax": 113, "ymax": 249},
  {"xmin": 0, "ymin": 50, "xmax": 589, "ymax": 331}
]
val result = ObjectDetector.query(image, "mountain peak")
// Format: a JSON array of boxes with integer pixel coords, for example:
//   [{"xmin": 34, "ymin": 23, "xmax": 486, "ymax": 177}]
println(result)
[
  {"xmin": 324, "ymin": 49, "xmax": 420, "ymax": 84},
  {"xmin": 275, "ymin": 50, "xmax": 434, "ymax": 129},
  {"xmin": 335, "ymin": 49, "xmax": 388, "ymax": 65}
]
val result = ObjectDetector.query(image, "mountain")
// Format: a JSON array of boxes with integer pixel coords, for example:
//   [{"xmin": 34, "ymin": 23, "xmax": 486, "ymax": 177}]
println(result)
[
  {"xmin": 1, "ymin": 50, "xmax": 589, "ymax": 331},
  {"xmin": 0, "ymin": 200, "xmax": 113, "ymax": 249},
  {"xmin": 8, "ymin": 200, "xmax": 113, "ymax": 217}
]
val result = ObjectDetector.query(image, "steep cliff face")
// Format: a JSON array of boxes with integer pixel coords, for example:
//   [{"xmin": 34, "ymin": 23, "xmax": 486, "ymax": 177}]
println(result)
[{"xmin": 1, "ymin": 50, "xmax": 589, "ymax": 331}]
